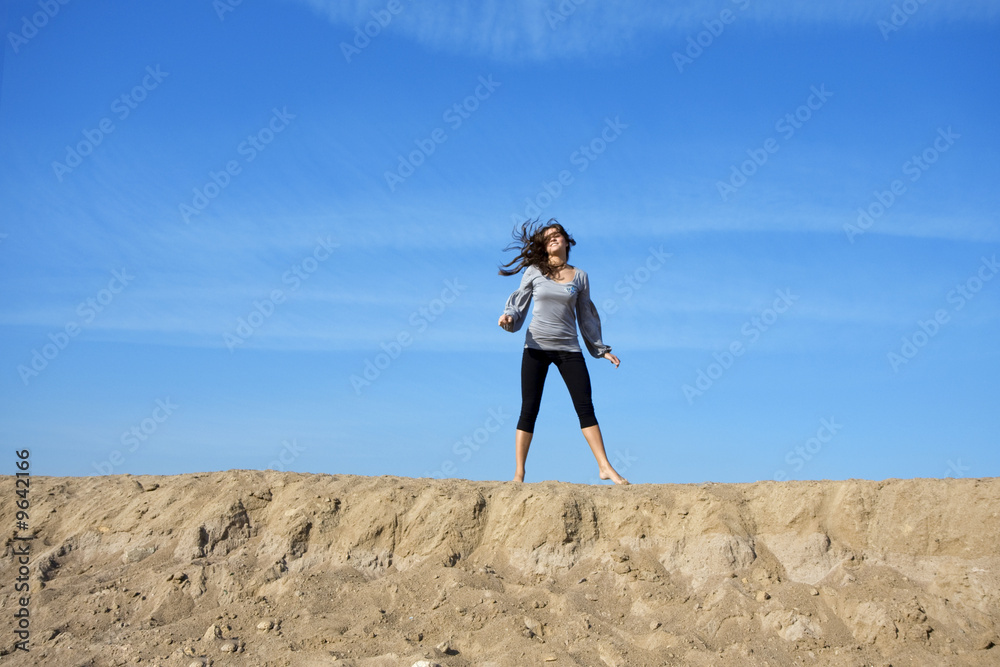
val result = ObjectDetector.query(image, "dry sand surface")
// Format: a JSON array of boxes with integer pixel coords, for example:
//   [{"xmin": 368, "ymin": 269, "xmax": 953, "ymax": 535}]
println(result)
[{"xmin": 2, "ymin": 471, "xmax": 998, "ymax": 666}]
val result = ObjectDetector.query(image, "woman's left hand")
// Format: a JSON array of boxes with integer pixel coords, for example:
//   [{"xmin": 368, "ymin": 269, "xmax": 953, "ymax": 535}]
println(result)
[{"xmin": 603, "ymin": 352, "xmax": 620, "ymax": 368}]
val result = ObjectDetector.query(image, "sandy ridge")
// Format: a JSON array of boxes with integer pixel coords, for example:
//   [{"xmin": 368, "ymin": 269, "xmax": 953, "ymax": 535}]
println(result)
[{"xmin": 2, "ymin": 471, "xmax": 998, "ymax": 666}]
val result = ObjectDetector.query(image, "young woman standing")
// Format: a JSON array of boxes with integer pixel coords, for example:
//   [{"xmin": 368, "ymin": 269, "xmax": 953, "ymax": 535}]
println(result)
[{"xmin": 498, "ymin": 218, "xmax": 630, "ymax": 485}]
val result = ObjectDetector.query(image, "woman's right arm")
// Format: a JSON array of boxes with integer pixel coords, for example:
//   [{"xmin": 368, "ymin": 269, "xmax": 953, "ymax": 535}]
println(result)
[{"xmin": 500, "ymin": 266, "xmax": 535, "ymax": 332}]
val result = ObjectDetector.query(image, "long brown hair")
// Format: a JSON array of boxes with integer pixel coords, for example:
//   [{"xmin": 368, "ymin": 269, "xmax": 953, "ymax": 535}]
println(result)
[{"xmin": 497, "ymin": 217, "xmax": 577, "ymax": 279}]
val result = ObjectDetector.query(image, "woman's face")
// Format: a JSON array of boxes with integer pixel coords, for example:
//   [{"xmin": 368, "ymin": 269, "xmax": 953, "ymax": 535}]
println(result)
[{"xmin": 542, "ymin": 227, "xmax": 565, "ymax": 255}]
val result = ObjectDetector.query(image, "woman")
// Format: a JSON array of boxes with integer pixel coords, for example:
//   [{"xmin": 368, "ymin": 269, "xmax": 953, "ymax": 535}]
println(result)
[{"xmin": 497, "ymin": 218, "xmax": 630, "ymax": 485}]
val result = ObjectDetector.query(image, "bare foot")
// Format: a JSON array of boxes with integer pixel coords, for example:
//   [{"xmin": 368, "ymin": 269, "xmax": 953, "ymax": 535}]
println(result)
[
  {"xmin": 513, "ymin": 472, "xmax": 525, "ymax": 482},
  {"xmin": 599, "ymin": 467, "xmax": 630, "ymax": 485}
]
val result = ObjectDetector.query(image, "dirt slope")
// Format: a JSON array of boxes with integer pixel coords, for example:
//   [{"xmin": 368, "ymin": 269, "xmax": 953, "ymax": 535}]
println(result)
[{"xmin": 2, "ymin": 471, "xmax": 998, "ymax": 666}]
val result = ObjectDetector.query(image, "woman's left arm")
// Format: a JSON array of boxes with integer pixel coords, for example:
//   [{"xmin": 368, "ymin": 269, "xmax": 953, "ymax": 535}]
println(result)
[{"xmin": 577, "ymin": 271, "xmax": 618, "ymax": 366}]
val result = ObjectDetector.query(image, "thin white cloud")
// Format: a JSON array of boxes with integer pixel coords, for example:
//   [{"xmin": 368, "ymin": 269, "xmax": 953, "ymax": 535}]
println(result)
[{"xmin": 285, "ymin": 0, "xmax": 1000, "ymax": 63}]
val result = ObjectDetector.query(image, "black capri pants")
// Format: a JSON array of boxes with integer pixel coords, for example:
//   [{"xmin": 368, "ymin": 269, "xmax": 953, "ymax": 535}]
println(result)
[{"xmin": 517, "ymin": 347, "xmax": 598, "ymax": 433}]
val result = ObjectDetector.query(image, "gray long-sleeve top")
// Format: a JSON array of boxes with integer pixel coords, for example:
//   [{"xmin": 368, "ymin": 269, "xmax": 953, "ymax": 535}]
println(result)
[{"xmin": 502, "ymin": 264, "xmax": 611, "ymax": 358}]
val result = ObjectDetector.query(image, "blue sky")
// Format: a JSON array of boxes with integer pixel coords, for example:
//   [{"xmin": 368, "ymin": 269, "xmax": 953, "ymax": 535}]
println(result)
[{"xmin": 2, "ymin": 0, "xmax": 998, "ymax": 484}]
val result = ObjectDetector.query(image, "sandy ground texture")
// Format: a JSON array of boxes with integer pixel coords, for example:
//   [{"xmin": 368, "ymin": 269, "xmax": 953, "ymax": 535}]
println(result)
[{"xmin": 1, "ymin": 471, "xmax": 998, "ymax": 666}]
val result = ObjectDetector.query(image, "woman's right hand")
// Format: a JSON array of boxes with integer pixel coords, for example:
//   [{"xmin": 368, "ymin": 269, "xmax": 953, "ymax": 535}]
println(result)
[{"xmin": 498, "ymin": 314, "xmax": 513, "ymax": 331}]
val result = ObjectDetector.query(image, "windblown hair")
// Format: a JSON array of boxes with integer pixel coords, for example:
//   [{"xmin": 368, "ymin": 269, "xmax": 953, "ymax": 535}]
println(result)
[{"xmin": 497, "ymin": 217, "xmax": 577, "ymax": 279}]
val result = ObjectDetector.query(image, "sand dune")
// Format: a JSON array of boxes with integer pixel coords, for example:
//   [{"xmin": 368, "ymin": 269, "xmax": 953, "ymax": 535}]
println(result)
[{"xmin": 2, "ymin": 471, "xmax": 998, "ymax": 666}]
